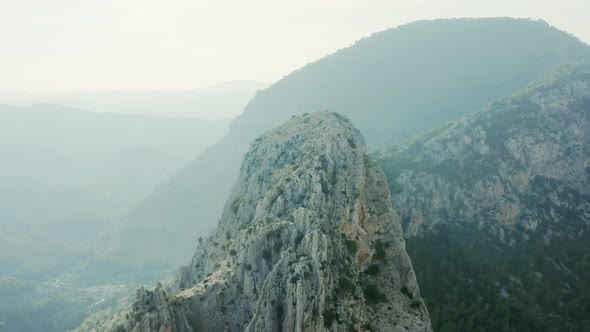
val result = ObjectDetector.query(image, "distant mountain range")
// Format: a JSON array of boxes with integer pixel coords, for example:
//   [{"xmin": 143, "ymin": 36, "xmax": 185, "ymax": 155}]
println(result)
[{"xmin": 0, "ymin": 80, "xmax": 268, "ymax": 120}]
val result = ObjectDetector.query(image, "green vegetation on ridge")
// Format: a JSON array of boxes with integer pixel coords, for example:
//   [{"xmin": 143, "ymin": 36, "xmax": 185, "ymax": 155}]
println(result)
[
  {"xmin": 376, "ymin": 63, "xmax": 590, "ymax": 332},
  {"xmin": 408, "ymin": 221, "xmax": 590, "ymax": 332}
]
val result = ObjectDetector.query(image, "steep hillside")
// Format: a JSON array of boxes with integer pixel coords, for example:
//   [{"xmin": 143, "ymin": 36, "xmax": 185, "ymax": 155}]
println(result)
[
  {"xmin": 375, "ymin": 63, "xmax": 590, "ymax": 331},
  {"xmin": 80, "ymin": 112, "xmax": 431, "ymax": 332},
  {"xmin": 112, "ymin": 18, "xmax": 590, "ymax": 279}
]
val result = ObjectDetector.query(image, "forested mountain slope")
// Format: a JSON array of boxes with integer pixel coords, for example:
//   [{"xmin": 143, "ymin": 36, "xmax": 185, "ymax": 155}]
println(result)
[{"xmin": 376, "ymin": 63, "xmax": 590, "ymax": 331}]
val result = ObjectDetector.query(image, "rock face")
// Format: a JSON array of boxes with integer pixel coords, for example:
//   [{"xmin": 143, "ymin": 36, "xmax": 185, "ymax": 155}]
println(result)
[
  {"xmin": 376, "ymin": 63, "xmax": 590, "ymax": 240},
  {"xmin": 91, "ymin": 112, "xmax": 431, "ymax": 332}
]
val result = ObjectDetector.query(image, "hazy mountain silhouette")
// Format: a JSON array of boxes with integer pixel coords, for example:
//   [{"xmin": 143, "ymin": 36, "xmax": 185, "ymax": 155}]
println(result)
[{"xmin": 0, "ymin": 80, "xmax": 268, "ymax": 120}]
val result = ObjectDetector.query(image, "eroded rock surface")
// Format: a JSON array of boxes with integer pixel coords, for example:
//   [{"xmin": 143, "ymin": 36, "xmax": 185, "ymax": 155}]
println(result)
[{"xmin": 83, "ymin": 112, "xmax": 431, "ymax": 332}]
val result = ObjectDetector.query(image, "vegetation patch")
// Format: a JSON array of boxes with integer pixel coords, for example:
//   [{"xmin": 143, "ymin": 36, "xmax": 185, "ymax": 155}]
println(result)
[
  {"xmin": 323, "ymin": 308, "xmax": 339, "ymax": 328},
  {"xmin": 320, "ymin": 179, "xmax": 330, "ymax": 194},
  {"xmin": 337, "ymin": 277, "xmax": 355, "ymax": 295},
  {"xmin": 347, "ymin": 137, "xmax": 357, "ymax": 149},
  {"xmin": 166, "ymin": 295, "xmax": 181, "ymax": 307},
  {"xmin": 230, "ymin": 196, "xmax": 244, "ymax": 214},
  {"xmin": 344, "ymin": 238, "xmax": 358, "ymax": 255},
  {"xmin": 363, "ymin": 284, "xmax": 386, "ymax": 304},
  {"xmin": 373, "ymin": 240, "xmax": 386, "ymax": 260},
  {"xmin": 408, "ymin": 222, "xmax": 590, "ymax": 331},
  {"xmin": 364, "ymin": 264, "xmax": 380, "ymax": 276},
  {"xmin": 262, "ymin": 248, "xmax": 272, "ymax": 262},
  {"xmin": 401, "ymin": 286, "xmax": 413, "ymax": 299},
  {"xmin": 410, "ymin": 301, "xmax": 422, "ymax": 309},
  {"xmin": 133, "ymin": 310, "xmax": 144, "ymax": 322},
  {"xmin": 294, "ymin": 233, "xmax": 304, "ymax": 246}
]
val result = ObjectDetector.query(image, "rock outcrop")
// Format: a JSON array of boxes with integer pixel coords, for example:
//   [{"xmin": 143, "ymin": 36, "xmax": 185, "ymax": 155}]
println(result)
[
  {"xmin": 376, "ymin": 63, "xmax": 590, "ymax": 241},
  {"xmin": 84, "ymin": 112, "xmax": 431, "ymax": 332}
]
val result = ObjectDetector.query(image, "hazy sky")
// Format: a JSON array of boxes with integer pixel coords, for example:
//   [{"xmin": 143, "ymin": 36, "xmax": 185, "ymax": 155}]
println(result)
[{"xmin": 1, "ymin": 0, "xmax": 589, "ymax": 94}]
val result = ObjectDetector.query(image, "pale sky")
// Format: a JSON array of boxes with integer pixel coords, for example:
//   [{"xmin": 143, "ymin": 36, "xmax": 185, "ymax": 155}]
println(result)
[{"xmin": 1, "ymin": 0, "xmax": 589, "ymax": 94}]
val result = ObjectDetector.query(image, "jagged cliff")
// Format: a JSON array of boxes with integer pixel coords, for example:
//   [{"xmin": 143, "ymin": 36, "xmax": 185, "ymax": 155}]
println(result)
[
  {"xmin": 82, "ymin": 112, "xmax": 431, "ymax": 332},
  {"xmin": 377, "ymin": 63, "xmax": 590, "ymax": 240}
]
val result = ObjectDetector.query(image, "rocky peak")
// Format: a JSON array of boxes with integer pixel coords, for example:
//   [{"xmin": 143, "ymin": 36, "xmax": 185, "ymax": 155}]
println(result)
[{"xmin": 100, "ymin": 112, "xmax": 431, "ymax": 332}]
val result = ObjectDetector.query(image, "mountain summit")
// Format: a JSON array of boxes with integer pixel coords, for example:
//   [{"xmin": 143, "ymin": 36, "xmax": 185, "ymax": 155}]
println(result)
[{"xmin": 82, "ymin": 112, "xmax": 431, "ymax": 331}]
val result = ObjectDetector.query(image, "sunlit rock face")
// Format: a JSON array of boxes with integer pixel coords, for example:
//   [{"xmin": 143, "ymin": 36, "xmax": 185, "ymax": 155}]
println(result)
[{"xmin": 88, "ymin": 112, "xmax": 431, "ymax": 332}]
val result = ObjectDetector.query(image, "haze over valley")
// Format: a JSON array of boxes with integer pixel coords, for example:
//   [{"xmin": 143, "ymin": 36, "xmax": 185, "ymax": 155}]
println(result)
[{"xmin": 1, "ymin": 2, "xmax": 590, "ymax": 332}]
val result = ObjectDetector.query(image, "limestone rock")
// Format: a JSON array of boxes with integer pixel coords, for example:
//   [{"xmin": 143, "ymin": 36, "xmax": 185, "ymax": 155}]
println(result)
[{"xmin": 82, "ymin": 112, "xmax": 431, "ymax": 332}]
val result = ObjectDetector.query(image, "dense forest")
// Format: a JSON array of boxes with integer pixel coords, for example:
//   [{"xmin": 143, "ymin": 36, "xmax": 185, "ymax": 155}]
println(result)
[{"xmin": 408, "ymin": 221, "xmax": 590, "ymax": 332}]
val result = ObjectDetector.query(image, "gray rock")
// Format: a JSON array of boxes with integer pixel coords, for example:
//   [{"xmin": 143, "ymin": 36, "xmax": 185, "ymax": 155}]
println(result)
[{"xmin": 81, "ymin": 112, "xmax": 431, "ymax": 332}]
